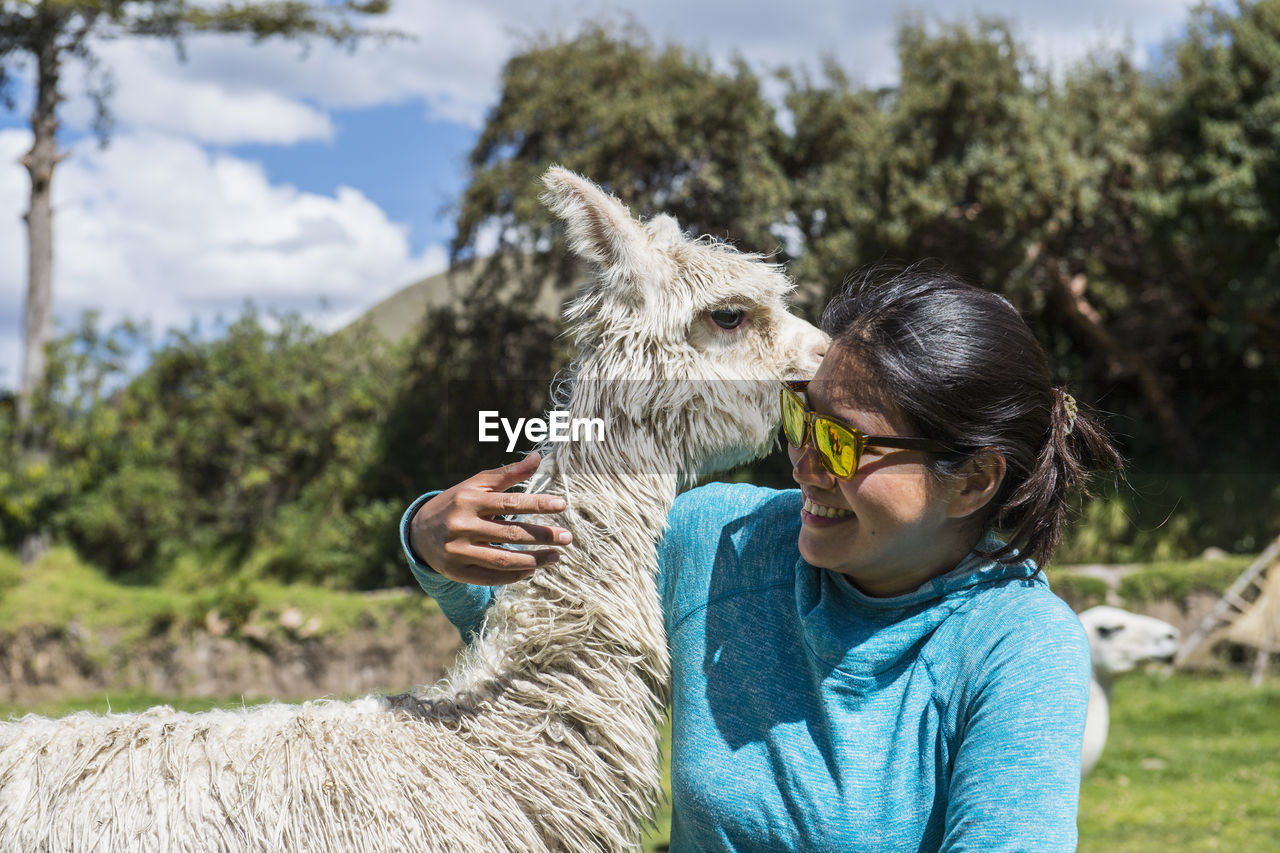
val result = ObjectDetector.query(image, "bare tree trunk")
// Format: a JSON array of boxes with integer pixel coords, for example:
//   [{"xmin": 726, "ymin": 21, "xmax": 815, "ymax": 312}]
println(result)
[
  {"xmin": 18, "ymin": 17, "xmax": 65, "ymax": 425},
  {"xmin": 15, "ymin": 15, "xmax": 68, "ymax": 565},
  {"xmin": 1027, "ymin": 242, "xmax": 1197, "ymax": 470}
]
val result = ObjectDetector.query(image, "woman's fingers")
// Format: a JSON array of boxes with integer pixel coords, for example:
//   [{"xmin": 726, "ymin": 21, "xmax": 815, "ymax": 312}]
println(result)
[
  {"xmin": 409, "ymin": 452, "xmax": 575, "ymax": 586},
  {"xmin": 471, "ymin": 452, "xmax": 545, "ymax": 491},
  {"xmin": 461, "ymin": 453, "xmax": 568, "ymax": 518},
  {"xmin": 441, "ymin": 539, "xmax": 562, "ymax": 586},
  {"xmin": 464, "ymin": 517, "xmax": 573, "ymax": 547},
  {"xmin": 460, "ymin": 488, "xmax": 568, "ymax": 519}
]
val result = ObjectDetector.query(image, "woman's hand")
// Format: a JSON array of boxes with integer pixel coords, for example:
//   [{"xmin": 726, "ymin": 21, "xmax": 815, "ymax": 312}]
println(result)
[{"xmin": 407, "ymin": 452, "xmax": 573, "ymax": 586}]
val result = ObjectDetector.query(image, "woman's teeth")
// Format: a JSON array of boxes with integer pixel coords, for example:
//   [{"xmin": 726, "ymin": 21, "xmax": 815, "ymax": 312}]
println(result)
[{"xmin": 803, "ymin": 497, "xmax": 853, "ymax": 519}]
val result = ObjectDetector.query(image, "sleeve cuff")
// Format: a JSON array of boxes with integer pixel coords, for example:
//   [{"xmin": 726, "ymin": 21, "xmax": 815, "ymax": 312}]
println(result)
[{"xmin": 400, "ymin": 491, "xmax": 441, "ymax": 576}]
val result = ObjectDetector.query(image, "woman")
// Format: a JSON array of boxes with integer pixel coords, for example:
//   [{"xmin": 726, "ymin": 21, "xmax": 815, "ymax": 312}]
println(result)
[{"xmin": 403, "ymin": 265, "xmax": 1120, "ymax": 851}]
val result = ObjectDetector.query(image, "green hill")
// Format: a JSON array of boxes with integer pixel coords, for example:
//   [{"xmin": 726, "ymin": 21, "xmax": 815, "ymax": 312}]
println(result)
[{"xmin": 354, "ymin": 258, "xmax": 578, "ymax": 342}]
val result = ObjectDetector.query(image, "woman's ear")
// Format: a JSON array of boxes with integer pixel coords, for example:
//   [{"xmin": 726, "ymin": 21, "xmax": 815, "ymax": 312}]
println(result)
[{"xmin": 946, "ymin": 450, "xmax": 1006, "ymax": 519}]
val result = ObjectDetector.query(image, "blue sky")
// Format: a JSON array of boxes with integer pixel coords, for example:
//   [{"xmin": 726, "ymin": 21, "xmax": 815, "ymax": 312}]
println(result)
[
  {"xmin": 0, "ymin": 0, "xmax": 1198, "ymax": 391},
  {"xmin": 225, "ymin": 107, "xmax": 476, "ymax": 255}
]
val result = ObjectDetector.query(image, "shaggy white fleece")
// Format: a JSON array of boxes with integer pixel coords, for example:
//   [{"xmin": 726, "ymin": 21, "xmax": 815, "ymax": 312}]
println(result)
[{"xmin": 0, "ymin": 167, "xmax": 825, "ymax": 852}]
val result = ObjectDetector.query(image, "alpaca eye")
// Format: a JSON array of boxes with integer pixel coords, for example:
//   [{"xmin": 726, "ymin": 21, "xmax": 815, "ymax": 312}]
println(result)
[
  {"xmin": 1097, "ymin": 624, "xmax": 1124, "ymax": 638},
  {"xmin": 710, "ymin": 308, "xmax": 746, "ymax": 330}
]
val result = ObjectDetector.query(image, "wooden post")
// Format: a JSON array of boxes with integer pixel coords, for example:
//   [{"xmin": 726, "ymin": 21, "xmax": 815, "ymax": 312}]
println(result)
[{"xmin": 1251, "ymin": 642, "xmax": 1272, "ymax": 688}]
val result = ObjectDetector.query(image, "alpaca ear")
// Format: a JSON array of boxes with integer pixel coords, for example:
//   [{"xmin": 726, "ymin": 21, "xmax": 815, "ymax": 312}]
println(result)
[
  {"xmin": 541, "ymin": 166, "xmax": 649, "ymax": 275},
  {"xmin": 646, "ymin": 214, "xmax": 684, "ymax": 247}
]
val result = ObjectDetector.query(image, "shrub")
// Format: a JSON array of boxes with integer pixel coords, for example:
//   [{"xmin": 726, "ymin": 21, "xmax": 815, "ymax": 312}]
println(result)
[
  {"xmin": 1117, "ymin": 557, "xmax": 1252, "ymax": 606},
  {"xmin": 1047, "ymin": 572, "xmax": 1110, "ymax": 611},
  {"xmin": 1059, "ymin": 474, "xmax": 1280, "ymax": 564}
]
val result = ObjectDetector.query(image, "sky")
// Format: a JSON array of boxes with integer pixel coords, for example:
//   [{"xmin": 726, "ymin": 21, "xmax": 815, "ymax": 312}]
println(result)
[{"xmin": 0, "ymin": 0, "xmax": 1201, "ymax": 392}]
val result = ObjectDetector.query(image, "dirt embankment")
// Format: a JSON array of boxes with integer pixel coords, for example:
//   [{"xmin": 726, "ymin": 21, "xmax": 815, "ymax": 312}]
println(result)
[{"xmin": 1, "ymin": 612, "xmax": 464, "ymax": 704}]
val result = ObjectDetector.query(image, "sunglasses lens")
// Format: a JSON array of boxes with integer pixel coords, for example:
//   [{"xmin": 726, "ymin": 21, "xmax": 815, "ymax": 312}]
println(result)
[
  {"xmin": 780, "ymin": 388, "xmax": 806, "ymax": 447},
  {"xmin": 813, "ymin": 418, "xmax": 861, "ymax": 478}
]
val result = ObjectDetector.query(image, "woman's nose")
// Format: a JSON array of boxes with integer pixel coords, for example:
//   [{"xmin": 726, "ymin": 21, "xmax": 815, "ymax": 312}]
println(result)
[{"xmin": 790, "ymin": 442, "xmax": 834, "ymax": 487}]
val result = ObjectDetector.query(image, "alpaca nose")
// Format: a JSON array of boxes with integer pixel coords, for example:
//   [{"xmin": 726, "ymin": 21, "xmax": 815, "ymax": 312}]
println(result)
[{"xmin": 812, "ymin": 339, "xmax": 829, "ymax": 363}]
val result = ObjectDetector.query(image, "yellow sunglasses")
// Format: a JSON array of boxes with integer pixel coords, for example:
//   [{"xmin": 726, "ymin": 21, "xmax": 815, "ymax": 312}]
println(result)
[{"xmin": 780, "ymin": 380, "xmax": 949, "ymax": 478}]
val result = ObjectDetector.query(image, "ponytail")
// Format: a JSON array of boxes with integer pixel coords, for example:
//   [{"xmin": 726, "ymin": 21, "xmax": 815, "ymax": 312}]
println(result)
[{"xmin": 995, "ymin": 388, "xmax": 1121, "ymax": 567}]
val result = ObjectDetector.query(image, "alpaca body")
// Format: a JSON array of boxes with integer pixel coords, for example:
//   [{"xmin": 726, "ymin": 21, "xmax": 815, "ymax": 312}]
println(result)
[
  {"xmin": 1078, "ymin": 605, "xmax": 1180, "ymax": 776},
  {"xmin": 0, "ymin": 168, "xmax": 825, "ymax": 851},
  {"xmin": 0, "ymin": 474, "xmax": 669, "ymax": 852}
]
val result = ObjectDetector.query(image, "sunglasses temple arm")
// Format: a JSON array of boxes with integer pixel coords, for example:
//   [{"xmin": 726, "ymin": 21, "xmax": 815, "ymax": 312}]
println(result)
[{"xmin": 864, "ymin": 436, "xmax": 950, "ymax": 452}]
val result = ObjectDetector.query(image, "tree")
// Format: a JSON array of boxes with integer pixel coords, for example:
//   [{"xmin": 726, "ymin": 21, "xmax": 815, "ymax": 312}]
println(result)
[
  {"xmin": 0, "ymin": 309, "xmax": 405, "ymax": 586},
  {"xmin": 1140, "ymin": 0, "xmax": 1280, "ymax": 459},
  {"xmin": 452, "ymin": 22, "xmax": 792, "ymax": 303},
  {"xmin": 0, "ymin": 0, "xmax": 390, "ymax": 424},
  {"xmin": 783, "ymin": 18, "xmax": 1198, "ymax": 466}
]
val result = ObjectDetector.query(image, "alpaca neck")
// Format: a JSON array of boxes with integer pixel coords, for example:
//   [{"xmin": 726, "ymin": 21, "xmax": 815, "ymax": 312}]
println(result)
[
  {"xmin": 519, "ymin": 435, "xmax": 677, "ymax": 634},
  {"xmin": 425, "ymin": 435, "xmax": 678, "ymax": 847},
  {"xmin": 533, "ymin": 438, "xmax": 681, "ymax": 535},
  {"xmin": 1081, "ymin": 674, "xmax": 1111, "ymax": 777},
  {"xmin": 459, "ymin": 434, "xmax": 680, "ymax": 691},
  {"xmin": 1092, "ymin": 669, "xmax": 1116, "ymax": 703}
]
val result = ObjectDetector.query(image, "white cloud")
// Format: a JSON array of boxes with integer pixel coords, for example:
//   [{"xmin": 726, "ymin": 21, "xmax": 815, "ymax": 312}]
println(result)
[
  {"xmin": 58, "ymin": 40, "xmax": 335, "ymax": 145},
  {"xmin": 25, "ymin": 0, "xmax": 1199, "ymax": 145},
  {"xmin": 0, "ymin": 129, "xmax": 447, "ymax": 391},
  {"xmin": 57, "ymin": 0, "xmax": 521, "ymax": 138}
]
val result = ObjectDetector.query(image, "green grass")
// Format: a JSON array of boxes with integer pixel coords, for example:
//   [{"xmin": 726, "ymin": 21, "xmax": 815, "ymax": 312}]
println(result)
[
  {"xmin": 0, "ymin": 691, "xmax": 277, "ymax": 720},
  {"xmin": 0, "ymin": 550, "xmax": 21, "ymax": 599},
  {"xmin": 1079, "ymin": 671, "xmax": 1280, "ymax": 852},
  {"xmin": 0, "ymin": 548, "xmax": 180, "ymax": 639},
  {"xmin": 643, "ymin": 715, "xmax": 673, "ymax": 853},
  {"xmin": 1117, "ymin": 557, "xmax": 1254, "ymax": 607},
  {"xmin": 1047, "ymin": 571, "xmax": 1111, "ymax": 610}
]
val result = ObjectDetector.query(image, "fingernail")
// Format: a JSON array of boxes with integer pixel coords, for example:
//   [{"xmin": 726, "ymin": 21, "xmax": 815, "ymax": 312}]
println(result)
[
  {"xmin": 549, "ymin": 498, "xmax": 567, "ymax": 512},
  {"xmin": 557, "ymin": 531, "xmax": 573, "ymax": 545}
]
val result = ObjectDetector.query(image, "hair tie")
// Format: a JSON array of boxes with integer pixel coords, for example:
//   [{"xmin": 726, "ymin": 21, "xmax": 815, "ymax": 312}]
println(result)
[{"xmin": 1062, "ymin": 392, "xmax": 1078, "ymax": 436}]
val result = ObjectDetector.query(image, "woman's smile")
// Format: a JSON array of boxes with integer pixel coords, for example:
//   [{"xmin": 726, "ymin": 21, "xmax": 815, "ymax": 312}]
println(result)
[{"xmin": 801, "ymin": 494, "xmax": 855, "ymax": 523}]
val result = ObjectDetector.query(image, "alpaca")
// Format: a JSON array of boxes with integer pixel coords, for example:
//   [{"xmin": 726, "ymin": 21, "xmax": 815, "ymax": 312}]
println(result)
[
  {"xmin": 1078, "ymin": 605, "xmax": 1180, "ymax": 776},
  {"xmin": 0, "ymin": 167, "xmax": 826, "ymax": 852}
]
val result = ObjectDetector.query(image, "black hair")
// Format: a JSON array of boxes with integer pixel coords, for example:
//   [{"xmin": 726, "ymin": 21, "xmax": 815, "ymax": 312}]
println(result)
[{"xmin": 821, "ymin": 262, "xmax": 1121, "ymax": 567}]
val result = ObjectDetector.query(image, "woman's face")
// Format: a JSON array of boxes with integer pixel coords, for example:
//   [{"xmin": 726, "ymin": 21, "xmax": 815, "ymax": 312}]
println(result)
[{"xmin": 789, "ymin": 346, "xmax": 981, "ymax": 597}]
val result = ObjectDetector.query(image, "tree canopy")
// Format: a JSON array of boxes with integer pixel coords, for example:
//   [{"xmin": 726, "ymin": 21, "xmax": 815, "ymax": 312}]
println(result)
[
  {"xmin": 455, "ymin": 9, "xmax": 1280, "ymax": 475},
  {"xmin": 5, "ymin": 4, "xmax": 1279, "ymax": 587},
  {"xmin": 452, "ymin": 23, "xmax": 791, "ymax": 302}
]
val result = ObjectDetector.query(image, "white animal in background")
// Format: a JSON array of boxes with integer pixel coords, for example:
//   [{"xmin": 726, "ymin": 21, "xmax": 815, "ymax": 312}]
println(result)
[
  {"xmin": 0, "ymin": 168, "xmax": 826, "ymax": 852},
  {"xmin": 1078, "ymin": 605, "xmax": 1180, "ymax": 776}
]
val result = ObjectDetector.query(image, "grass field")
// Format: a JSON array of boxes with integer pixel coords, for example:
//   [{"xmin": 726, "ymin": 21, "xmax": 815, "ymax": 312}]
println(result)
[
  {"xmin": 1078, "ymin": 671, "xmax": 1280, "ymax": 852},
  {"xmin": 5, "ymin": 671, "xmax": 1276, "ymax": 851}
]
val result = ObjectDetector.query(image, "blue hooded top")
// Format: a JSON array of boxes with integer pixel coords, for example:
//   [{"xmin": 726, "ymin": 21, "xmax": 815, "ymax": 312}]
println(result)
[{"xmin": 402, "ymin": 481, "xmax": 1091, "ymax": 852}]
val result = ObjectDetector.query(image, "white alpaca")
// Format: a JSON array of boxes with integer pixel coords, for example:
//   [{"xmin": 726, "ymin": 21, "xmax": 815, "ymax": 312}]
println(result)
[
  {"xmin": 1078, "ymin": 605, "xmax": 1180, "ymax": 777},
  {"xmin": 0, "ymin": 168, "xmax": 825, "ymax": 852}
]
